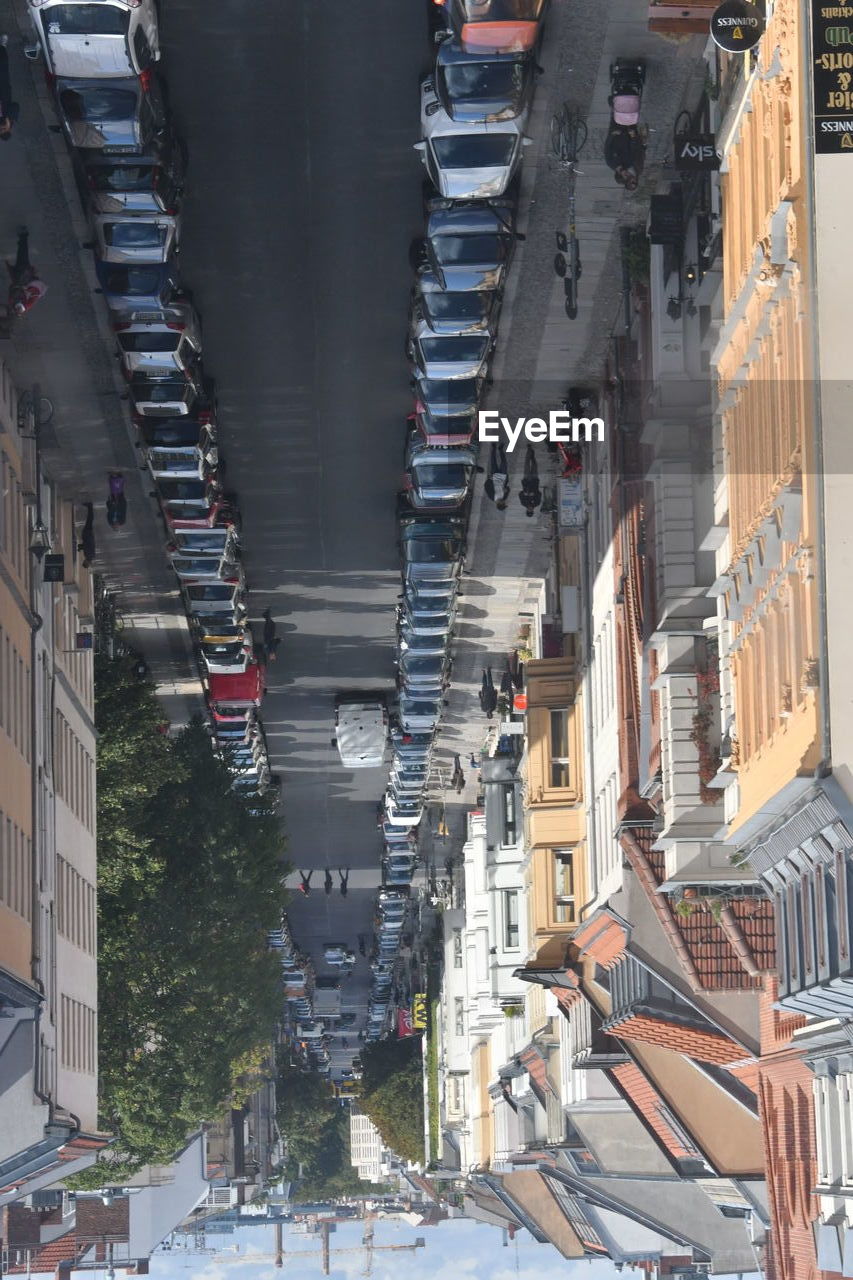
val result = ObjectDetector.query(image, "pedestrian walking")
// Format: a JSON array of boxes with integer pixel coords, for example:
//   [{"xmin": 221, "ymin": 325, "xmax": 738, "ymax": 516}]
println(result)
[
  {"xmin": 298, "ymin": 870, "xmax": 313, "ymax": 896},
  {"xmin": 106, "ymin": 472, "xmax": 127, "ymax": 527},
  {"xmin": 479, "ymin": 667, "xmax": 498, "ymax": 719},
  {"xmin": 324, "ymin": 869, "xmax": 334, "ymax": 895},
  {"xmin": 338, "ymin": 867, "xmax": 349, "ymax": 897},
  {"xmin": 519, "ymin": 444, "xmax": 541, "ymax": 517},
  {"xmin": 0, "ymin": 36, "xmax": 20, "ymax": 142},
  {"xmin": 500, "ymin": 668, "xmax": 515, "ymax": 700},
  {"xmin": 357, "ymin": 933, "xmax": 367, "ymax": 956},
  {"xmin": 483, "ymin": 441, "xmax": 509, "ymax": 510},
  {"xmin": 603, "ymin": 122, "xmax": 644, "ymax": 190},
  {"xmin": 78, "ymin": 502, "xmax": 96, "ymax": 567},
  {"xmin": 6, "ymin": 227, "xmax": 47, "ymax": 317},
  {"xmin": 469, "ymin": 753, "xmax": 478, "ymax": 769}
]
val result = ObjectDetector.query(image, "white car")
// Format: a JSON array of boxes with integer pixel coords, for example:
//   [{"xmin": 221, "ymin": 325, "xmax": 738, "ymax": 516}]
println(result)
[
  {"xmin": 92, "ymin": 211, "xmax": 179, "ymax": 265},
  {"xmin": 416, "ymin": 75, "xmax": 529, "ymax": 202},
  {"xmin": 29, "ymin": 0, "xmax": 160, "ymax": 79},
  {"xmin": 114, "ymin": 309, "xmax": 202, "ymax": 377}
]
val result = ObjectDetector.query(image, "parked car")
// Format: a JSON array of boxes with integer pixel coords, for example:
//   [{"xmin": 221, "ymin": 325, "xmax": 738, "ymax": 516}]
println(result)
[
  {"xmin": 417, "ymin": 205, "xmax": 517, "ymax": 292},
  {"xmin": 398, "ymin": 696, "xmax": 443, "ymax": 733},
  {"xmin": 400, "ymin": 515, "xmax": 466, "ymax": 592},
  {"xmin": 168, "ymin": 553, "xmax": 242, "ymax": 584},
  {"xmin": 128, "ymin": 368, "xmax": 207, "ymax": 419},
  {"xmin": 114, "ymin": 309, "xmax": 201, "ymax": 377},
  {"xmin": 434, "ymin": 0, "xmax": 548, "ymax": 54},
  {"xmin": 183, "ymin": 581, "xmax": 247, "ymax": 621},
  {"xmin": 398, "ymin": 625, "xmax": 450, "ymax": 657},
  {"xmin": 398, "ymin": 651, "xmax": 452, "ymax": 693},
  {"xmin": 417, "ymin": 80, "xmax": 528, "ymax": 202},
  {"xmin": 145, "ymin": 426, "xmax": 218, "ymax": 480},
  {"xmin": 29, "ymin": 0, "xmax": 160, "ymax": 79},
  {"xmin": 403, "ymin": 439, "xmax": 478, "ymax": 511},
  {"xmin": 156, "ymin": 479, "xmax": 238, "ymax": 531},
  {"xmin": 95, "ymin": 257, "xmax": 181, "ymax": 314},
  {"xmin": 91, "ymin": 211, "xmax": 179, "ymax": 266},
  {"xmin": 201, "ymin": 634, "xmax": 254, "ymax": 676},
  {"xmin": 431, "ymin": 36, "xmax": 536, "ymax": 122},
  {"xmin": 82, "ymin": 135, "xmax": 185, "ymax": 215},
  {"xmin": 411, "ymin": 270, "xmax": 501, "ymax": 336},
  {"xmin": 408, "ymin": 322, "xmax": 493, "ymax": 381},
  {"xmin": 411, "ymin": 402, "xmax": 477, "ymax": 448},
  {"xmin": 412, "ymin": 372, "xmax": 485, "ymax": 427},
  {"xmin": 333, "ymin": 694, "xmax": 388, "ymax": 769},
  {"xmin": 168, "ymin": 527, "xmax": 240, "ymax": 559},
  {"xmin": 137, "ymin": 411, "xmax": 215, "ymax": 450},
  {"xmin": 207, "ymin": 663, "xmax": 265, "ymax": 724},
  {"xmin": 56, "ymin": 73, "xmax": 167, "ymax": 154}
]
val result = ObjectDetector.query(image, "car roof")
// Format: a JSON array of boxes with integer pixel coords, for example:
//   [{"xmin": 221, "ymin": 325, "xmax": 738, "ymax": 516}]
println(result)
[{"xmin": 428, "ymin": 206, "xmax": 508, "ymax": 235}]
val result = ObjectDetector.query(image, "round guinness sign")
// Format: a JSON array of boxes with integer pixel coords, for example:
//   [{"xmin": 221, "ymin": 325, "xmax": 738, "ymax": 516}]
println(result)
[{"xmin": 710, "ymin": 0, "xmax": 765, "ymax": 50}]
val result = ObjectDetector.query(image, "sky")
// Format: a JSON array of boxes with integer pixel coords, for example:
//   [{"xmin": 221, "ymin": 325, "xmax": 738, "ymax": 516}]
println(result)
[{"xmin": 149, "ymin": 1217, "xmax": 623, "ymax": 1280}]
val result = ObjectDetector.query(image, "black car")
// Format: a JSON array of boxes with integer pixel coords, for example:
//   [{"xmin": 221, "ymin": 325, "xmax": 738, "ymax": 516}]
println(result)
[
  {"xmin": 82, "ymin": 129, "xmax": 186, "ymax": 214},
  {"xmin": 433, "ymin": 37, "xmax": 536, "ymax": 122},
  {"xmin": 56, "ymin": 73, "xmax": 167, "ymax": 155},
  {"xmin": 137, "ymin": 414, "xmax": 215, "ymax": 450}
]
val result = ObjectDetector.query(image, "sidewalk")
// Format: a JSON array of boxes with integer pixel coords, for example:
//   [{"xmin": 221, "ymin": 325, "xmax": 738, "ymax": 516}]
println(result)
[
  {"xmin": 1, "ymin": 0, "xmax": 201, "ymax": 726},
  {"xmin": 429, "ymin": 0, "xmax": 706, "ymax": 841}
]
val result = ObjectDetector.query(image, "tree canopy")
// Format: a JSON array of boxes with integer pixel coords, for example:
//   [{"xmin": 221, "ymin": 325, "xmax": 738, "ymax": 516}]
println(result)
[
  {"xmin": 276, "ymin": 1061, "xmax": 371, "ymax": 1199},
  {"xmin": 76, "ymin": 653, "xmax": 289, "ymax": 1182},
  {"xmin": 358, "ymin": 1039, "xmax": 425, "ymax": 1165}
]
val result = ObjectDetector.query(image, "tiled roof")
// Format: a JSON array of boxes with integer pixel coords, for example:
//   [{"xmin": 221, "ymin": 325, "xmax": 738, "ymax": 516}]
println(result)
[
  {"xmin": 610, "ymin": 1062, "xmax": 700, "ymax": 1161},
  {"xmin": 606, "ymin": 1012, "xmax": 746, "ymax": 1065},
  {"xmin": 623, "ymin": 827, "xmax": 775, "ymax": 990},
  {"xmin": 572, "ymin": 910, "xmax": 629, "ymax": 970},
  {"xmin": 4, "ymin": 1234, "xmax": 84, "ymax": 1274},
  {"xmin": 519, "ymin": 1045, "xmax": 554, "ymax": 1106}
]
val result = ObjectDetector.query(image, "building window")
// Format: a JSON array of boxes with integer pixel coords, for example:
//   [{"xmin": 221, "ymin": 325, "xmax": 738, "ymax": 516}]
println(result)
[
  {"xmin": 503, "ymin": 890, "xmax": 520, "ymax": 949},
  {"xmin": 453, "ymin": 929, "xmax": 463, "ymax": 969},
  {"xmin": 554, "ymin": 849, "xmax": 576, "ymax": 924},
  {"xmin": 549, "ymin": 709, "xmax": 570, "ymax": 787},
  {"xmin": 501, "ymin": 785, "xmax": 518, "ymax": 844},
  {"xmin": 454, "ymin": 997, "xmax": 465, "ymax": 1037}
]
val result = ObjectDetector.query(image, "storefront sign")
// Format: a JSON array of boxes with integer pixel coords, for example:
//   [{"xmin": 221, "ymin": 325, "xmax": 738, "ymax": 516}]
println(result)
[
  {"xmin": 397, "ymin": 1008, "xmax": 414, "ymax": 1038},
  {"xmin": 675, "ymin": 132, "xmax": 722, "ymax": 169},
  {"xmin": 558, "ymin": 476, "xmax": 584, "ymax": 528},
  {"xmin": 43, "ymin": 554, "xmax": 65, "ymax": 583},
  {"xmin": 412, "ymin": 992, "xmax": 428, "ymax": 1030},
  {"xmin": 813, "ymin": 0, "xmax": 853, "ymax": 152},
  {"xmin": 710, "ymin": 0, "xmax": 765, "ymax": 50}
]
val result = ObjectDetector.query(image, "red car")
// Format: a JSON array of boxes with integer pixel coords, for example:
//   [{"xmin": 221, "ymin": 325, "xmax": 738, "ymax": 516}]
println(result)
[
  {"xmin": 208, "ymin": 662, "xmax": 265, "ymax": 725},
  {"xmin": 434, "ymin": 0, "xmax": 548, "ymax": 54}
]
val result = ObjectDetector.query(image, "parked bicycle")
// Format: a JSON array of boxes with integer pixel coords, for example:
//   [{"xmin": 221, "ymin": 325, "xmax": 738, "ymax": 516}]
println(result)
[{"xmin": 551, "ymin": 103, "xmax": 588, "ymax": 319}]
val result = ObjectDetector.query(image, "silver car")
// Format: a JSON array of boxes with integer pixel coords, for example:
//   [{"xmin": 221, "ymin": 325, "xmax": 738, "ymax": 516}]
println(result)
[
  {"xmin": 92, "ymin": 211, "xmax": 179, "ymax": 264},
  {"xmin": 417, "ymin": 77, "xmax": 529, "ymax": 201},
  {"xmin": 407, "ymin": 321, "xmax": 493, "ymax": 381},
  {"xmin": 29, "ymin": 0, "xmax": 160, "ymax": 79},
  {"xmin": 412, "ymin": 270, "xmax": 501, "ymax": 336},
  {"xmin": 404, "ymin": 441, "xmax": 478, "ymax": 511},
  {"xmin": 114, "ymin": 309, "xmax": 201, "ymax": 377},
  {"xmin": 398, "ymin": 696, "xmax": 443, "ymax": 733},
  {"xmin": 130, "ymin": 369, "xmax": 205, "ymax": 418}
]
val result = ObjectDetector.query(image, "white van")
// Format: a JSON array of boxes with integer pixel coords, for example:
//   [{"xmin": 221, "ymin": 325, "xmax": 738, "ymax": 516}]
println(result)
[{"xmin": 333, "ymin": 694, "xmax": 388, "ymax": 768}]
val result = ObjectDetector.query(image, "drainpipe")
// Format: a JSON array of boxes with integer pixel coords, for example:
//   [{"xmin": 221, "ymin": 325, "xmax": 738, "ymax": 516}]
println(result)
[
  {"xmin": 580, "ymin": 513, "xmax": 598, "ymax": 909},
  {"xmin": 801, "ymin": 0, "xmax": 831, "ymax": 774}
]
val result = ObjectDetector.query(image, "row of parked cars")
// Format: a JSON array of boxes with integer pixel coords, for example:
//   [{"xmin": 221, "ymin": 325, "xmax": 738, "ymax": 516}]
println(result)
[
  {"xmin": 364, "ymin": 889, "xmax": 410, "ymax": 1044},
  {"xmin": 375, "ymin": 0, "xmax": 550, "ymax": 848},
  {"xmin": 27, "ymin": 0, "xmax": 275, "ymax": 799}
]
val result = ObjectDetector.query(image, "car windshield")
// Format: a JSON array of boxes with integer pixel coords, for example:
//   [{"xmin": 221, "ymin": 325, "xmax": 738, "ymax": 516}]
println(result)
[
  {"xmin": 46, "ymin": 4, "xmax": 130, "ymax": 34},
  {"xmin": 103, "ymin": 265, "xmax": 162, "ymax": 294},
  {"xmin": 423, "ymin": 290, "xmax": 489, "ymax": 322},
  {"xmin": 441, "ymin": 60, "xmax": 524, "ymax": 101},
  {"xmin": 432, "ymin": 232, "xmax": 506, "ymax": 265},
  {"xmin": 460, "ymin": 0, "xmax": 544, "ymax": 18},
  {"xmin": 406, "ymin": 537, "xmax": 462, "ymax": 563},
  {"xmin": 88, "ymin": 163, "xmax": 156, "ymax": 191},
  {"xmin": 136, "ymin": 381, "xmax": 188, "ymax": 403},
  {"xmin": 412, "ymin": 463, "xmax": 468, "ymax": 489},
  {"xmin": 176, "ymin": 534, "xmax": 228, "ymax": 552},
  {"xmin": 119, "ymin": 331, "xmax": 180, "ymax": 352},
  {"xmin": 105, "ymin": 222, "xmax": 168, "ymax": 249},
  {"xmin": 187, "ymin": 584, "xmax": 232, "ymax": 600},
  {"xmin": 403, "ymin": 655, "xmax": 444, "ymax": 674},
  {"xmin": 158, "ymin": 479, "xmax": 206, "ymax": 499},
  {"xmin": 422, "ymin": 410, "xmax": 476, "ymax": 438},
  {"xmin": 431, "ymin": 134, "xmax": 516, "ymax": 169},
  {"xmin": 60, "ymin": 87, "xmax": 136, "ymax": 122},
  {"xmin": 202, "ymin": 641, "xmax": 243, "ymax": 658},
  {"xmin": 419, "ymin": 336, "xmax": 488, "ymax": 364},
  {"xmin": 419, "ymin": 377, "xmax": 480, "ymax": 411}
]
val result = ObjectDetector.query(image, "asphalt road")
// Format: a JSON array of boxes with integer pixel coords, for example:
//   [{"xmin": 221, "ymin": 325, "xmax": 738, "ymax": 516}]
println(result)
[{"xmin": 161, "ymin": 0, "xmax": 428, "ymax": 1040}]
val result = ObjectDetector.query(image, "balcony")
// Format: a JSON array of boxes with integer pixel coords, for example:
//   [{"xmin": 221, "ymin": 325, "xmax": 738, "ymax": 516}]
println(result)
[{"xmin": 568, "ymin": 993, "xmax": 629, "ymax": 1070}]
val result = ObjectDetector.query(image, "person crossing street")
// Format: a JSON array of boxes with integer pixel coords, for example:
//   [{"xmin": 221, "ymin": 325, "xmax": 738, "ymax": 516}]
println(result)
[{"xmin": 6, "ymin": 227, "xmax": 47, "ymax": 317}]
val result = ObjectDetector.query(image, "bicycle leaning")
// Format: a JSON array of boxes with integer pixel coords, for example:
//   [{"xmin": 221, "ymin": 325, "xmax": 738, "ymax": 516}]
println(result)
[{"xmin": 550, "ymin": 103, "xmax": 588, "ymax": 319}]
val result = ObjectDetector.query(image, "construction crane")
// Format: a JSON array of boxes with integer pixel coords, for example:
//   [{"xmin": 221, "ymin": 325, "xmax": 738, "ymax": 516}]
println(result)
[{"xmin": 196, "ymin": 1222, "xmax": 426, "ymax": 1277}]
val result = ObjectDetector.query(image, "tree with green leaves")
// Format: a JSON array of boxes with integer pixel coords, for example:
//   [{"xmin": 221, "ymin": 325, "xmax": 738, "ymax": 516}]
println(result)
[
  {"xmin": 358, "ymin": 1039, "xmax": 424, "ymax": 1165},
  {"xmin": 74, "ymin": 654, "xmax": 289, "ymax": 1183}
]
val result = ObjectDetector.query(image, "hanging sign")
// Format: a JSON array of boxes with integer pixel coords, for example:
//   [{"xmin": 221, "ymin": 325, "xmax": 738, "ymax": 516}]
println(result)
[
  {"xmin": 710, "ymin": 0, "xmax": 765, "ymax": 50},
  {"xmin": 675, "ymin": 132, "xmax": 722, "ymax": 169},
  {"xmin": 812, "ymin": 0, "xmax": 853, "ymax": 152}
]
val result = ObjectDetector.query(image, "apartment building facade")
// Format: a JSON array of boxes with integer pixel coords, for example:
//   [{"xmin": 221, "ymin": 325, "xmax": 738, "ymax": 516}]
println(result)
[{"xmin": 0, "ymin": 359, "xmax": 103, "ymax": 1203}]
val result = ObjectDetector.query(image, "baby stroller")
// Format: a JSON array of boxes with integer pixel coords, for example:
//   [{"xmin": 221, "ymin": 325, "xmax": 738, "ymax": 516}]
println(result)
[{"xmin": 609, "ymin": 59, "xmax": 646, "ymax": 127}]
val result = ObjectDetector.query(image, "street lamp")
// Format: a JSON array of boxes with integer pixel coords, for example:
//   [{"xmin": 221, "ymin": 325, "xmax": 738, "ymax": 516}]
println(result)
[{"xmin": 29, "ymin": 519, "xmax": 51, "ymax": 562}]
